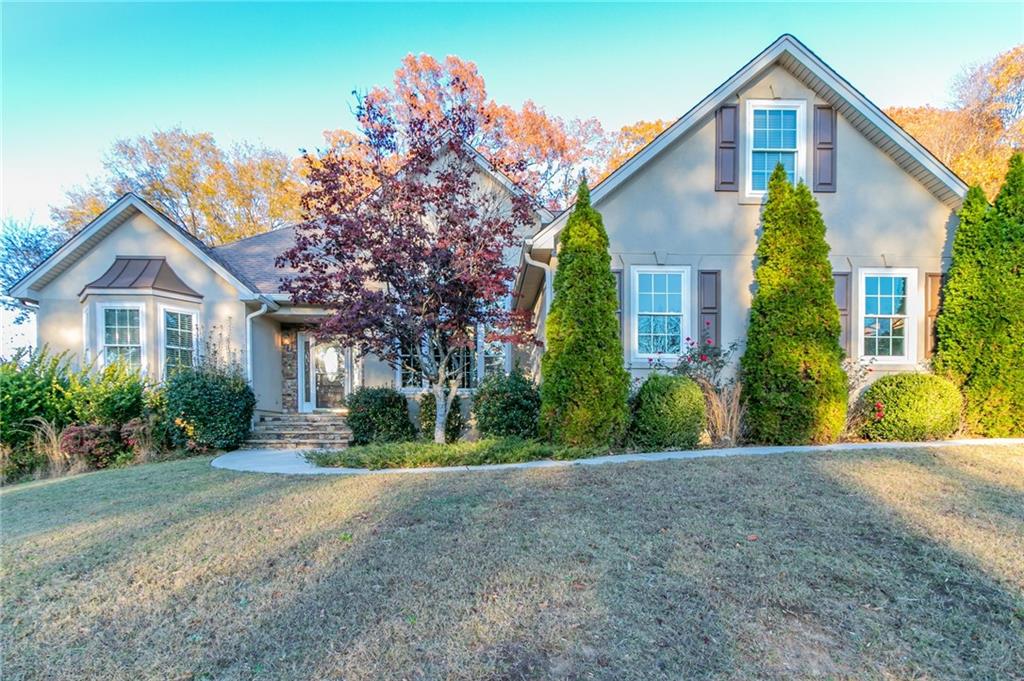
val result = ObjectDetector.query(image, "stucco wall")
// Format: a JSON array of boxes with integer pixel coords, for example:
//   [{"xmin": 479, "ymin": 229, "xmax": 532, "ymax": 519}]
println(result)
[
  {"xmin": 33, "ymin": 211, "xmax": 251, "ymax": 381},
  {"xmin": 563, "ymin": 64, "xmax": 956, "ymax": 379}
]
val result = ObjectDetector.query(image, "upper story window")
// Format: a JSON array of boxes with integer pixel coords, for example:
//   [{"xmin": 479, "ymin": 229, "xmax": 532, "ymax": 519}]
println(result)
[
  {"xmin": 101, "ymin": 306, "xmax": 143, "ymax": 369},
  {"xmin": 162, "ymin": 308, "xmax": 197, "ymax": 376},
  {"xmin": 746, "ymin": 100, "xmax": 806, "ymax": 195},
  {"xmin": 858, "ymin": 268, "xmax": 918, "ymax": 364},
  {"xmin": 632, "ymin": 266, "xmax": 691, "ymax": 360}
]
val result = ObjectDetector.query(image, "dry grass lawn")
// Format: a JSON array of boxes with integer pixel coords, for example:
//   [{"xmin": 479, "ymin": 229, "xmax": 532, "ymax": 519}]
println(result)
[{"xmin": 2, "ymin": 444, "xmax": 1022, "ymax": 680}]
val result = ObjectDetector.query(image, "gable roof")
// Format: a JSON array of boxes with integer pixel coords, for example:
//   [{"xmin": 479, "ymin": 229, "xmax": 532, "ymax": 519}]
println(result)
[
  {"xmin": 531, "ymin": 34, "xmax": 968, "ymax": 251},
  {"xmin": 214, "ymin": 138, "xmax": 555, "ymax": 295},
  {"xmin": 8, "ymin": 193, "xmax": 270, "ymax": 304},
  {"xmin": 80, "ymin": 256, "xmax": 202, "ymax": 299}
]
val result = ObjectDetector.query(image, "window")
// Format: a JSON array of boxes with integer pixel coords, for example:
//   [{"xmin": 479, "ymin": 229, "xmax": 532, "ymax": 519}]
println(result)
[
  {"xmin": 399, "ymin": 339, "xmax": 424, "ymax": 388},
  {"xmin": 101, "ymin": 306, "xmax": 142, "ymax": 369},
  {"xmin": 162, "ymin": 308, "xmax": 196, "ymax": 375},
  {"xmin": 482, "ymin": 336, "xmax": 507, "ymax": 378},
  {"xmin": 859, "ymin": 269, "xmax": 918, "ymax": 363},
  {"xmin": 397, "ymin": 326, "xmax": 508, "ymax": 390},
  {"xmin": 746, "ymin": 100, "xmax": 806, "ymax": 194},
  {"xmin": 632, "ymin": 266, "xmax": 690, "ymax": 359}
]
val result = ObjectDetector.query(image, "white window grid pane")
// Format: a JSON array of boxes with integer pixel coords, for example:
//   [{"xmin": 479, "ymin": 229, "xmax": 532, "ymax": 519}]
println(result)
[
  {"xmin": 862, "ymin": 276, "xmax": 909, "ymax": 357},
  {"xmin": 103, "ymin": 307, "xmax": 142, "ymax": 368}
]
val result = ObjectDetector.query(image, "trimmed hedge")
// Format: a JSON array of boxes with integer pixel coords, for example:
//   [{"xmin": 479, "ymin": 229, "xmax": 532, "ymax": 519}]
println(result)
[
  {"xmin": 540, "ymin": 181, "xmax": 630, "ymax": 447},
  {"xmin": 473, "ymin": 371, "xmax": 541, "ymax": 438},
  {"xmin": 859, "ymin": 373, "xmax": 963, "ymax": 442},
  {"xmin": 418, "ymin": 392, "xmax": 465, "ymax": 443},
  {"xmin": 345, "ymin": 387, "xmax": 415, "ymax": 445},
  {"xmin": 629, "ymin": 374, "xmax": 705, "ymax": 451},
  {"xmin": 164, "ymin": 367, "xmax": 256, "ymax": 451},
  {"xmin": 740, "ymin": 165, "xmax": 847, "ymax": 445},
  {"xmin": 935, "ymin": 155, "xmax": 1024, "ymax": 437}
]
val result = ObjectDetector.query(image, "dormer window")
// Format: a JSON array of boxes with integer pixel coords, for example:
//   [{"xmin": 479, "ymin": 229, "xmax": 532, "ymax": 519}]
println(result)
[{"xmin": 745, "ymin": 100, "xmax": 806, "ymax": 195}]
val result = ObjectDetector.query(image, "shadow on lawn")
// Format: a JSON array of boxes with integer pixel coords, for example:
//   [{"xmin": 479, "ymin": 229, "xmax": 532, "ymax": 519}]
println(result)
[{"xmin": 2, "ymin": 447, "xmax": 1022, "ymax": 680}]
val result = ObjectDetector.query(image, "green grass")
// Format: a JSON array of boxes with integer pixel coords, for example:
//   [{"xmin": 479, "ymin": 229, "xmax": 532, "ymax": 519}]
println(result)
[
  {"xmin": 305, "ymin": 437, "xmax": 601, "ymax": 469},
  {"xmin": 2, "ymin": 444, "xmax": 1023, "ymax": 679}
]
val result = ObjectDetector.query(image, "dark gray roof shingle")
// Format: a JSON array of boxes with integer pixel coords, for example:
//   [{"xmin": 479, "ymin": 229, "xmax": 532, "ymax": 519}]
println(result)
[{"xmin": 214, "ymin": 226, "xmax": 298, "ymax": 294}]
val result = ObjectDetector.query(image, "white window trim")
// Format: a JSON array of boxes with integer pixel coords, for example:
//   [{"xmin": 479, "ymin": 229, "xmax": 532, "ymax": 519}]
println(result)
[
  {"xmin": 95, "ymin": 302, "xmax": 147, "ymax": 374},
  {"xmin": 158, "ymin": 304, "xmax": 199, "ymax": 380},
  {"xmin": 630, "ymin": 265, "xmax": 692, "ymax": 362},
  {"xmin": 744, "ymin": 99, "xmax": 807, "ymax": 198},
  {"xmin": 857, "ymin": 267, "xmax": 919, "ymax": 365}
]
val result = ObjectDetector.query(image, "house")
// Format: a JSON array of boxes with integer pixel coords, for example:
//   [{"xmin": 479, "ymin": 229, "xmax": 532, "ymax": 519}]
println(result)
[
  {"xmin": 8, "ymin": 146, "xmax": 551, "ymax": 446},
  {"xmin": 9, "ymin": 34, "xmax": 967, "ymax": 446},
  {"xmin": 516, "ymin": 34, "xmax": 966, "ymax": 378}
]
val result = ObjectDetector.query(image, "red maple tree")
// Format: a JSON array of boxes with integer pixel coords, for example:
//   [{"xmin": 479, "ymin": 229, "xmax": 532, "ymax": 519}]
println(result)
[{"xmin": 280, "ymin": 88, "xmax": 537, "ymax": 443}]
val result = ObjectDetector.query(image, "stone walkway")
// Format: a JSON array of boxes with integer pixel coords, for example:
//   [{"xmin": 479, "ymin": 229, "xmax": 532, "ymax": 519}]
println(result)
[{"xmin": 211, "ymin": 438, "xmax": 1024, "ymax": 476}]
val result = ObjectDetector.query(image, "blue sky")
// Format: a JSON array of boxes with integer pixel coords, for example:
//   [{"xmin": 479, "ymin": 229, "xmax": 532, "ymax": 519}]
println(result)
[{"xmin": 2, "ymin": 2, "xmax": 1021, "ymax": 224}]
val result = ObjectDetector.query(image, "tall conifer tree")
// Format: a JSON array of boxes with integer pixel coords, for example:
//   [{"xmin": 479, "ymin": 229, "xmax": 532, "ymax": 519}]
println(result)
[
  {"xmin": 741, "ymin": 165, "xmax": 847, "ymax": 444},
  {"xmin": 540, "ymin": 181, "xmax": 630, "ymax": 446}
]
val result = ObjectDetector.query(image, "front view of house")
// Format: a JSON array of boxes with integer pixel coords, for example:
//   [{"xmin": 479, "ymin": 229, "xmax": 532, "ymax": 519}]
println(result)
[{"xmin": 9, "ymin": 35, "xmax": 967, "ymax": 433}]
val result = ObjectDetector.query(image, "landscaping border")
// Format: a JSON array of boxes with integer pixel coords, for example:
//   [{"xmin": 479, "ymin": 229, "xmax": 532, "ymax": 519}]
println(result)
[{"xmin": 211, "ymin": 438, "xmax": 1024, "ymax": 476}]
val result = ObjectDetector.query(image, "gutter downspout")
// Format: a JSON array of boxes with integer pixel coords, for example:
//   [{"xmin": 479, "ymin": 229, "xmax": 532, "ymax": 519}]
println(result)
[
  {"xmin": 245, "ymin": 302, "xmax": 270, "ymax": 386},
  {"xmin": 523, "ymin": 240, "xmax": 553, "ymax": 327}
]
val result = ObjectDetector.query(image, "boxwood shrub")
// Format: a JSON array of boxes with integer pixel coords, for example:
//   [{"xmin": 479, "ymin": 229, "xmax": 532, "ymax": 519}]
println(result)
[
  {"xmin": 164, "ymin": 366, "xmax": 256, "ymax": 451},
  {"xmin": 473, "ymin": 371, "xmax": 541, "ymax": 438},
  {"xmin": 345, "ymin": 387, "xmax": 415, "ymax": 445},
  {"xmin": 859, "ymin": 373, "xmax": 963, "ymax": 441},
  {"xmin": 629, "ymin": 374, "xmax": 706, "ymax": 451},
  {"xmin": 418, "ymin": 392, "xmax": 465, "ymax": 443}
]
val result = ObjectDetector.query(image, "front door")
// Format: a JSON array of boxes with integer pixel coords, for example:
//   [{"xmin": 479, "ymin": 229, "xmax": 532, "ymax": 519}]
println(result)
[{"xmin": 297, "ymin": 333, "xmax": 351, "ymax": 412}]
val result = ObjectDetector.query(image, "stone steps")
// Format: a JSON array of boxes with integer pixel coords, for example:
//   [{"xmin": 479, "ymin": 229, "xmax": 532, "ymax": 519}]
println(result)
[{"xmin": 242, "ymin": 412, "xmax": 352, "ymax": 451}]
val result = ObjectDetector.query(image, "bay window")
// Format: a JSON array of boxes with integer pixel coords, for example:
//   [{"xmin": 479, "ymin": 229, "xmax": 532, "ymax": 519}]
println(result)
[
  {"xmin": 161, "ymin": 307, "xmax": 197, "ymax": 376},
  {"xmin": 100, "ymin": 305, "xmax": 143, "ymax": 369}
]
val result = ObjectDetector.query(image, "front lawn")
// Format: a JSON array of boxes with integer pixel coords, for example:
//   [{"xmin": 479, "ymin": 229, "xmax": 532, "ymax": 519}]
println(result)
[{"xmin": 2, "ymin": 444, "xmax": 1022, "ymax": 679}]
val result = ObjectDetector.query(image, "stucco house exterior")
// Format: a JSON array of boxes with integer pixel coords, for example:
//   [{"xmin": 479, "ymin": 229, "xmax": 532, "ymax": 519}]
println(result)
[
  {"xmin": 10, "ymin": 35, "xmax": 967, "ymax": 444},
  {"xmin": 516, "ymin": 34, "xmax": 967, "ymax": 378}
]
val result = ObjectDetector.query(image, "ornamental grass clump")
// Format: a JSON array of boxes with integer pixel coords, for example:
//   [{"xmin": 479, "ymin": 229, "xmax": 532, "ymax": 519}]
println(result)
[
  {"xmin": 859, "ymin": 373, "xmax": 963, "ymax": 441},
  {"xmin": 740, "ymin": 165, "xmax": 847, "ymax": 445}
]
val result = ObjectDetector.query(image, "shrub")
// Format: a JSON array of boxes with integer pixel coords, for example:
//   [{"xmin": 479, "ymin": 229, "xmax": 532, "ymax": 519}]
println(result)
[
  {"xmin": 540, "ymin": 181, "xmax": 630, "ymax": 447},
  {"xmin": 0, "ymin": 348, "xmax": 73, "ymax": 453},
  {"xmin": 59, "ymin": 424, "xmax": 125, "ymax": 469},
  {"xmin": 418, "ymin": 392, "xmax": 464, "ymax": 443},
  {"xmin": 0, "ymin": 348, "xmax": 73, "ymax": 480},
  {"xmin": 473, "ymin": 371, "xmax": 541, "ymax": 438},
  {"xmin": 164, "ymin": 366, "xmax": 256, "ymax": 451},
  {"xmin": 629, "ymin": 374, "xmax": 706, "ymax": 451},
  {"xmin": 345, "ymin": 387, "xmax": 415, "ymax": 446},
  {"xmin": 66, "ymin": 361, "xmax": 145, "ymax": 427},
  {"xmin": 935, "ymin": 156, "xmax": 1024, "ymax": 437},
  {"xmin": 859, "ymin": 373, "xmax": 963, "ymax": 441},
  {"xmin": 740, "ymin": 165, "xmax": 847, "ymax": 445}
]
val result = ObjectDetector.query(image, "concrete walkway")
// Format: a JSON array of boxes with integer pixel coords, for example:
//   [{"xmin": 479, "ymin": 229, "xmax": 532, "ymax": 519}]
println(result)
[{"xmin": 211, "ymin": 438, "xmax": 1024, "ymax": 477}]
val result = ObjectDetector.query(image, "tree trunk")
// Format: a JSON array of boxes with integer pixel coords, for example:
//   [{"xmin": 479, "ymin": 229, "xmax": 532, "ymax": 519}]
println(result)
[{"xmin": 432, "ymin": 383, "xmax": 447, "ymax": 444}]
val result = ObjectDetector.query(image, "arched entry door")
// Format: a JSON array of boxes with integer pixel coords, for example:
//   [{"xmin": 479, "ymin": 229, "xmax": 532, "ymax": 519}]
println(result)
[{"xmin": 297, "ymin": 333, "xmax": 353, "ymax": 412}]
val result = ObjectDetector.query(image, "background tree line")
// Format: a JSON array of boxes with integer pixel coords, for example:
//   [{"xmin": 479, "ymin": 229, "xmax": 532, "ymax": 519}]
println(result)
[{"xmin": 3, "ymin": 44, "xmax": 1021, "ymax": 311}]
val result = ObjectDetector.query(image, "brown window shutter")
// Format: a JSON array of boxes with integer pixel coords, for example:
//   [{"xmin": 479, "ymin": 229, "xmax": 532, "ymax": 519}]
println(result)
[
  {"xmin": 833, "ymin": 272, "xmax": 850, "ymax": 355},
  {"xmin": 814, "ymin": 106, "xmax": 837, "ymax": 193},
  {"xmin": 925, "ymin": 272, "xmax": 944, "ymax": 358},
  {"xmin": 715, "ymin": 105, "xmax": 738, "ymax": 191},
  {"xmin": 698, "ymin": 270, "xmax": 721, "ymax": 346}
]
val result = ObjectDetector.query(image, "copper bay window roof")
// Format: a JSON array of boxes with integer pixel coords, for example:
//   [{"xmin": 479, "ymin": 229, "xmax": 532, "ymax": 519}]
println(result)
[{"xmin": 80, "ymin": 256, "xmax": 202, "ymax": 298}]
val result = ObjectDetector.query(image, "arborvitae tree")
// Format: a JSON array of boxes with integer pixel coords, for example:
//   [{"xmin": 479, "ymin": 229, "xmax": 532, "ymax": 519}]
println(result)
[
  {"xmin": 936, "ymin": 154, "xmax": 1024, "ymax": 436},
  {"xmin": 740, "ymin": 165, "xmax": 847, "ymax": 444},
  {"xmin": 540, "ymin": 181, "xmax": 630, "ymax": 446}
]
